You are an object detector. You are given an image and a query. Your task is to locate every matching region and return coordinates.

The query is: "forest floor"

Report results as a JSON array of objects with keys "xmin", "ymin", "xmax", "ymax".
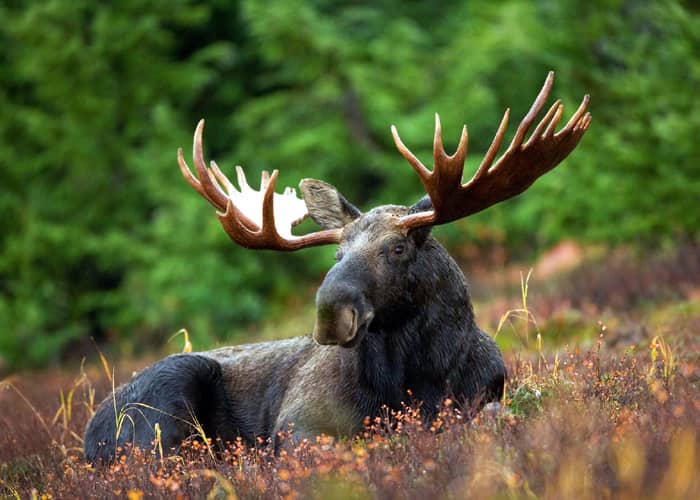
[{"xmin": 1, "ymin": 243, "xmax": 700, "ymax": 499}]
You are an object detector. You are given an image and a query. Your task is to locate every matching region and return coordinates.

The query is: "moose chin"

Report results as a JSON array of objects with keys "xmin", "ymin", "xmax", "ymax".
[{"xmin": 84, "ymin": 72, "xmax": 590, "ymax": 464}]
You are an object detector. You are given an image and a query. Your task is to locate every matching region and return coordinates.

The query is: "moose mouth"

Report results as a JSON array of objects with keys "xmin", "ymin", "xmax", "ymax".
[
  {"xmin": 312, "ymin": 304, "xmax": 374, "ymax": 348},
  {"xmin": 338, "ymin": 321, "xmax": 372, "ymax": 348}
]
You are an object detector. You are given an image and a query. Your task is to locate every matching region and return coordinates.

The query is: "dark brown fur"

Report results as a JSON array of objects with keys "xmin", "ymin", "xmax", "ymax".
[{"xmin": 84, "ymin": 188, "xmax": 505, "ymax": 463}]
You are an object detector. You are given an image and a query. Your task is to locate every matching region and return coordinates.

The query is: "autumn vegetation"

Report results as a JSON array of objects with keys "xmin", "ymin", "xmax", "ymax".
[
  {"xmin": 2, "ymin": 0, "xmax": 699, "ymax": 370},
  {"xmin": 2, "ymin": 245, "xmax": 699, "ymax": 499},
  {"xmin": 2, "ymin": 1, "xmax": 699, "ymax": 498}
]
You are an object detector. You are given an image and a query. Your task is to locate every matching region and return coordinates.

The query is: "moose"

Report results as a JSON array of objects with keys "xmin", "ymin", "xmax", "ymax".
[{"xmin": 84, "ymin": 72, "xmax": 590, "ymax": 463}]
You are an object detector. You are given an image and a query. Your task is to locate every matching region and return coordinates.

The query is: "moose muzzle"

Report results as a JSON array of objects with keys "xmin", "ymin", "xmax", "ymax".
[
  {"xmin": 313, "ymin": 303, "xmax": 357, "ymax": 345},
  {"xmin": 313, "ymin": 286, "xmax": 374, "ymax": 346}
]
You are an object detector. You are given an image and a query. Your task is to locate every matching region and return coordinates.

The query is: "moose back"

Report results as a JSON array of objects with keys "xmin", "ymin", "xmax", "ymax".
[{"xmin": 84, "ymin": 72, "xmax": 590, "ymax": 463}]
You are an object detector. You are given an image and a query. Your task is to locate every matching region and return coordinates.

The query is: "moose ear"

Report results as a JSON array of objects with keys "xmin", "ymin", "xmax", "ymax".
[
  {"xmin": 408, "ymin": 226, "xmax": 432, "ymax": 247},
  {"xmin": 299, "ymin": 179, "xmax": 361, "ymax": 229},
  {"xmin": 407, "ymin": 195, "xmax": 434, "ymax": 246},
  {"xmin": 409, "ymin": 195, "xmax": 433, "ymax": 214}
]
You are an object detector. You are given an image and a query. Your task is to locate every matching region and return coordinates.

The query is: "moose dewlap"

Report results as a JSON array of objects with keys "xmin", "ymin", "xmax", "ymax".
[{"xmin": 84, "ymin": 72, "xmax": 590, "ymax": 463}]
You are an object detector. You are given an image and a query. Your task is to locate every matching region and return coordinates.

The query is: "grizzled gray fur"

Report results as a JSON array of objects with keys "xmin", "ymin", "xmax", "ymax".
[{"xmin": 84, "ymin": 183, "xmax": 506, "ymax": 463}]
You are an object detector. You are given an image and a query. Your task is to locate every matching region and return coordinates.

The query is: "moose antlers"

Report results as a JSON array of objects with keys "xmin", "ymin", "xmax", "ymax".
[
  {"xmin": 179, "ymin": 72, "xmax": 590, "ymax": 250},
  {"xmin": 392, "ymin": 71, "xmax": 591, "ymax": 230},
  {"xmin": 178, "ymin": 120, "xmax": 342, "ymax": 250}
]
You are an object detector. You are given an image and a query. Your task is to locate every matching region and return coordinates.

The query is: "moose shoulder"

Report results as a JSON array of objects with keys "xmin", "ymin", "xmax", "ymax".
[{"xmin": 84, "ymin": 72, "xmax": 590, "ymax": 463}]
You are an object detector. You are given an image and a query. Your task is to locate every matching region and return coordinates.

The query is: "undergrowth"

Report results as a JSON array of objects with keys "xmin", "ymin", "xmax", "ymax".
[{"xmin": 2, "ymin": 272, "xmax": 700, "ymax": 498}]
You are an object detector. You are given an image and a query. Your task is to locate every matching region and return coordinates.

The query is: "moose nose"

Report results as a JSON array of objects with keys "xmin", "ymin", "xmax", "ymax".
[
  {"xmin": 313, "ymin": 302, "xmax": 358, "ymax": 345},
  {"xmin": 313, "ymin": 255, "xmax": 375, "ymax": 346}
]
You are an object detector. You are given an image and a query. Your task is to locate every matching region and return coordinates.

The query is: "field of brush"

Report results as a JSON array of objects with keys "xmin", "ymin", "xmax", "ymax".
[{"xmin": 2, "ymin": 244, "xmax": 700, "ymax": 499}]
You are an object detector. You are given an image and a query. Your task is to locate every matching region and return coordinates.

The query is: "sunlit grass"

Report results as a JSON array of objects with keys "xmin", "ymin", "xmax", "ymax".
[{"xmin": 2, "ymin": 262, "xmax": 700, "ymax": 498}]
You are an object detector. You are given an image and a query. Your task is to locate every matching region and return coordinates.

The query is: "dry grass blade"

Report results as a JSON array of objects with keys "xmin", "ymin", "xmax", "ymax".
[
  {"xmin": 93, "ymin": 343, "xmax": 113, "ymax": 385},
  {"xmin": 169, "ymin": 328, "xmax": 193, "ymax": 353},
  {"xmin": 1, "ymin": 382, "xmax": 54, "ymax": 442},
  {"xmin": 648, "ymin": 335, "xmax": 676, "ymax": 387}
]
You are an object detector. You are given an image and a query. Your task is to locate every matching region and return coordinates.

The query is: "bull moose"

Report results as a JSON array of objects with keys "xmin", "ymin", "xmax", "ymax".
[{"xmin": 84, "ymin": 72, "xmax": 590, "ymax": 463}]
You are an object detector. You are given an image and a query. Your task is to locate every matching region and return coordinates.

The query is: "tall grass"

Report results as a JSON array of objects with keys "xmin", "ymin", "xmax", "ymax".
[{"xmin": 2, "ymin": 264, "xmax": 700, "ymax": 498}]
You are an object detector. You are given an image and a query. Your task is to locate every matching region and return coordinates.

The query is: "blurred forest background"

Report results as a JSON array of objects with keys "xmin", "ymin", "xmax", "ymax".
[{"xmin": 1, "ymin": 0, "xmax": 698, "ymax": 371}]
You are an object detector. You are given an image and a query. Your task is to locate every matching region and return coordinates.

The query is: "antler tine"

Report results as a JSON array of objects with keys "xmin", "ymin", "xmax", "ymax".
[
  {"xmin": 236, "ymin": 165, "xmax": 251, "ymax": 192},
  {"xmin": 433, "ymin": 113, "xmax": 444, "ymax": 164},
  {"xmin": 580, "ymin": 111, "xmax": 592, "ymax": 131},
  {"xmin": 543, "ymin": 102, "xmax": 565, "ymax": 137},
  {"xmin": 210, "ymin": 160, "xmax": 236, "ymax": 196},
  {"xmin": 178, "ymin": 147, "xmax": 214, "ymax": 206},
  {"xmin": 177, "ymin": 132, "xmax": 229, "ymax": 212},
  {"xmin": 260, "ymin": 170, "xmax": 271, "ymax": 191},
  {"xmin": 210, "ymin": 161, "xmax": 258, "ymax": 232},
  {"xmin": 506, "ymin": 71, "xmax": 555, "ymax": 153},
  {"xmin": 391, "ymin": 125, "xmax": 431, "ymax": 183},
  {"xmin": 524, "ymin": 99, "xmax": 562, "ymax": 148},
  {"xmin": 559, "ymin": 94, "xmax": 591, "ymax": 136},
  {"xmin": 455, "ymin": 124, "xmax": 469, "ymax": 164},
  {"xmin": 260, "ymin": 169, "xmax": 280, "ymax": 238},
  {"xmin": 192, "ymin": 120, "xmax": 230, "ymax": 211},
  {"xmin": 474, "ymin": 108, "xmax": 510, "ymax": 180}
]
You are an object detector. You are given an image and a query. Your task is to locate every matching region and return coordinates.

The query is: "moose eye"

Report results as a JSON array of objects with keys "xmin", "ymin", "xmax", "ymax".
[{"xmin": 392, "ymin": 244, "xmax": 405, "ymax": 255}]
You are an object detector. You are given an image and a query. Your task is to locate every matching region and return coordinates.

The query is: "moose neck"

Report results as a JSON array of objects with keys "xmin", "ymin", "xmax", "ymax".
[{"xmin": 343, "ymin": 238, "xmax": 477, "ymax": 415}]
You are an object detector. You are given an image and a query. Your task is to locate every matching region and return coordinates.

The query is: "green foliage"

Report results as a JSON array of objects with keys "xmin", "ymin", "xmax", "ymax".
[
  {"xmin": 514, "ymin": 0, "xmax": 700, "ymax": 247},
  {"xmin": 1, "ymin": 0, "xmax": 698, "ymax": 369}
]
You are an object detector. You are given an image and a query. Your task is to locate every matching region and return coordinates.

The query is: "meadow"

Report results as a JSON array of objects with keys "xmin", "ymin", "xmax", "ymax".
[
  {"xmin": 2, "ymin": 2, "xmax": 699, "ymax": 498},
  {"xmin": 2, "ymin": 244, "xmax": 699, "ymax": 499}
]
